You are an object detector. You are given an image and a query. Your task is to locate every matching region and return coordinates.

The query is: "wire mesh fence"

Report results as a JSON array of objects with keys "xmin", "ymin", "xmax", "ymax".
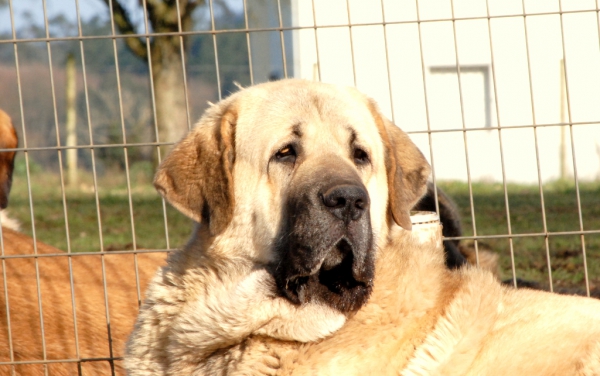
[{"xmin": 0, "ymin": 0, "xmax": 599, "ymax": 373}]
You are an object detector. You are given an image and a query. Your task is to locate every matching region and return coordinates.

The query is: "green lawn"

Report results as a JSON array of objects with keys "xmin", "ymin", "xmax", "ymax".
[
  {"xmin": 8, "ymin": 168, "xmax": 193, "ymax": 254},
  {"xmin": 7, "ymin": 167, "xmax": 600, "ymax": 292},
  {"xmin": 441, "ymin": 181, "xmax": 600, "ymax": 292}
]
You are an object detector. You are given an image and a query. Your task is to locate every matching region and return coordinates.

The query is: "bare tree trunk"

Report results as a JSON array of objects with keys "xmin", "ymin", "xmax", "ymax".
[
  {"xmin": 103, "ymin": 0, "xmax": 201, "ymax": 154},
  {"xmin": 152, "ymin": 36, "xmax": 189, "ymax": 146}
]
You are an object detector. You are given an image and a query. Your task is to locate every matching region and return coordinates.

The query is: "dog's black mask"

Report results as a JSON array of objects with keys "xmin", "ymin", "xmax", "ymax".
[{"xmin": 269, "ymin": 166, "xmax": 375, "ymax": 313}]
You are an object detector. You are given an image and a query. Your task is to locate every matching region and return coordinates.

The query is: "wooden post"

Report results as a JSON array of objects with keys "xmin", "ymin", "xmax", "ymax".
[
  {"xmin": 66, "ymin": 53, "xmax": 78, "ymax": 186},
  {"xmin": 559, "ymin": 59, "xmax": 567, "ymax": 180}
]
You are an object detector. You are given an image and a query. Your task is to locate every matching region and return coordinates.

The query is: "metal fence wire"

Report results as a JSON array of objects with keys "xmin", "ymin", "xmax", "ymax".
[{"xmin": 0, "ymin": 0, "xmax": 599, "ymax": 374}]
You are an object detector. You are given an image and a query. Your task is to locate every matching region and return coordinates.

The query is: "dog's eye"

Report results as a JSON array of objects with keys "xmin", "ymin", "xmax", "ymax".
[
  {"xmin": 275, "ymin": 145, "xmax": 297, "ymax": 163},
  {"xmin": 353, "ymin": 148, "xmax": 370, "ymax": 165}
]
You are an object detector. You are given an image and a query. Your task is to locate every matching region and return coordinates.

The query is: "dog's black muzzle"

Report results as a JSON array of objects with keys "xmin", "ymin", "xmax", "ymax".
[{"xmin": 271, "ymin": 167, "xmax": 375, "ymax": 313}]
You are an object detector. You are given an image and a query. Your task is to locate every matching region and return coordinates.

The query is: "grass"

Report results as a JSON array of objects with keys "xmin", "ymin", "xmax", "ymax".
[
  {"xmin": 8, "ymin": 167, "xmax": 192, "ymax": 254},
  {"xmin": 7, "ymin": 166, "xmax": 600, "ymax": 291},
  {"xmin": 440, "ymin": 181, "xmax": 600, "ymax": 291}
]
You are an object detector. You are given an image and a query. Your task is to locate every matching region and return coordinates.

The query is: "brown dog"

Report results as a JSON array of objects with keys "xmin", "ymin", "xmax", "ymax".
[
  {"xmin": 0, "ymin": 110, "xmax": 166, "ymax": 375},
  {"xmin": 0, "ymin": 109, "xmax": 19, "ymax": 231},
  {"xmin": 0, "ymin": 231, "xmax": 166, "ymax": 375}
]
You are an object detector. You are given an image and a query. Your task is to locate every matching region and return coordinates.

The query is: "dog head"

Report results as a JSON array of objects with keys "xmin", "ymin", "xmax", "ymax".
[
  {"xmin": 0, "ymin": 110, "xmax": 17, "ymax": 210},
  {"xmin": 154, "ymin": 80, "xmax": 430, "ymax": 314}
]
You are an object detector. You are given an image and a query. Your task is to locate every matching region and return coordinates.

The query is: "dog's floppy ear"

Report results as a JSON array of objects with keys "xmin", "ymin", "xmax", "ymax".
[
  {"xmin": 154, "ymin": 105, "xmax": 237, "ymax": 235},
  {"xmin": 0, "ymin": 110, "xmax": 17, "ymax": 210},
  {"xmin": 369, "ymin": 101, "xmax": 431, "ymax": 230}
]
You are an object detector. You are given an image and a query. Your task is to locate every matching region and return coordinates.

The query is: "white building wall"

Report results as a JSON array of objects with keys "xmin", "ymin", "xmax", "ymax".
[{"xmin": 291, "ymin": 0, "xmax": 600, "ymax": 183}]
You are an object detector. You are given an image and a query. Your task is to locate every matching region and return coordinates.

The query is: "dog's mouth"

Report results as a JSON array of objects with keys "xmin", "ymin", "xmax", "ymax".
[{"xmin": 278, "ymin": 238, "xmax": 373, "ymax": 313}]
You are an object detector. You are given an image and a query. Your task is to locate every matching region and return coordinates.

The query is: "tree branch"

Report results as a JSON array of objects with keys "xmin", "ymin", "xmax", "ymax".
[
  {"xmin": 184, "ymin": 0, "xmax": 201, "ymax": 17},
  {"xmin": 102, "ymin": 0, "xmax": 148, "ymax": 60}
]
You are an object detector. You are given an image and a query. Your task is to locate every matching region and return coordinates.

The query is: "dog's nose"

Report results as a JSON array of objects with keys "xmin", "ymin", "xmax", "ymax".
[{"xmin": 321, "ymin": 184, "xmax": 370, "ymax": 222}]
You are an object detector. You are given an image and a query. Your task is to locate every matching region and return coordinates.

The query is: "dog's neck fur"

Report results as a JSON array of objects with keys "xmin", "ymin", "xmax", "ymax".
[
  {"xmin": 126, "ymin": 216, "xmax": 455, "ymax": 375},
  {"xmin": 126, "ymin": 223, "xmax": 349, "ymax": 374},
  {"xmin": 191, "ymin": 223, "xmax": 460, "ymax": 375},
  {"xmin": 283, "ymin": 225, "xmax": 460, "ymax": 374}
]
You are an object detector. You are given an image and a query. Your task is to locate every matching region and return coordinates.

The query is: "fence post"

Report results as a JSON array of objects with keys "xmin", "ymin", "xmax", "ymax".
[
  {"xmin": 66, "ymin": 53, "xmax": 78, "ymax": 186},
  {"xmin": 559, "ymin": 58, "xmax": 567, "ymax": 181}
]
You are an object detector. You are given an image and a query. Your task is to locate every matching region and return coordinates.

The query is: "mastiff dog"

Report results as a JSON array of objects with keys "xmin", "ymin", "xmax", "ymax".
[{"xmin": 126, "ymin": 80, "xmax": 600, "ymax": 375}]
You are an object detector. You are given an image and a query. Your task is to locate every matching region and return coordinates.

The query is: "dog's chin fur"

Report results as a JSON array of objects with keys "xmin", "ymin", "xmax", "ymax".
[{"xmin": 272, "ymin": 239, "xmax": 374, "ymax": 313}]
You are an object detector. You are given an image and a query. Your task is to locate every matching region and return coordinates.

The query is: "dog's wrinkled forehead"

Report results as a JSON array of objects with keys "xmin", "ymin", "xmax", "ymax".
[
  {"xmin": 153, "ymin": 79, "xmax": 429, "ymax": 235},
  {"xmin": 233, "ymin": 82, "xmax": 384, "ymax": 164}
]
